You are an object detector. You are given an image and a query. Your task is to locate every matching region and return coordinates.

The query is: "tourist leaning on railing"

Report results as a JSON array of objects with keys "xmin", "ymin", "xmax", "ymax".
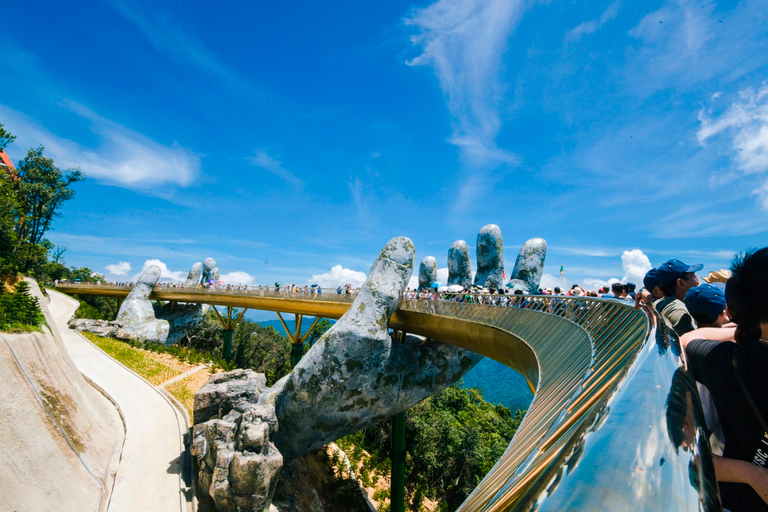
[{"xmin": 681, "ymin": 247, "xmax": 768, "ymax": 511}]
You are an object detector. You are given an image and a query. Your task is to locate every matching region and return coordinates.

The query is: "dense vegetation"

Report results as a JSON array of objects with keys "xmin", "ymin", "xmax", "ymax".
[
  {"xmin": 0, "ymin": 123, "xmax": 84, "ymax": 279},
  {"xmin": 338, "ymin": 385, "xmax": 525, "ymax": 511},
  {"xmin": 0, "ymin": 280, "xmax": 45, "ymax": 331}
]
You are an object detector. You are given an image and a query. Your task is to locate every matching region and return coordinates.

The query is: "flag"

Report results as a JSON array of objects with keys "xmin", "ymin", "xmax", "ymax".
[{"xmin": 559, "ymin": 265, "xmax": 565, "ymax": 276}]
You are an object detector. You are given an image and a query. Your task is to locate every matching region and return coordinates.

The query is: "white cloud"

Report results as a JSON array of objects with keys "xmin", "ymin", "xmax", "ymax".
[
  {"xmin": 248, "ymin": 150, "xmax": 304, "ymax": 189},
  {"xmin": 405, "ymin": 0, "xmax": 523, "ymax": 168},
  {"xmin": 134, "ymin": 259, "xmax": 187, "ymax": 282},
  {"xmin": 219, "ymin": 271, "xmax": 255, "ymax": 286},
  {"xmin": 105, "ymin": 261, "xmax": 131, "ymax": 276},
  {"xmin": 698, "ymin": 84, "xmax": 768, "ymax": 172},
  {"xmin": 0, "ymin": 104, "xmax": 200, "ymax": 189},
  {"xmin": 698, "ymin": 84, "xmax": 768, "ymax": 207},
  {"xmin": 564, "ymin": 1, "xmax": 620, "ymax": 43},
  {"xmin": 539, "ymin": 273, "xmax": 561, "ymax": 291},
  {"xmin": 310, "ymin": 265, "xmax": 367, "ymax": 289},
  {"xmin": 583, "ymin": 277, "xmax": 621, "ymax": 292},
  {"xmin": 621, "ymin": 249, "xmax": 652, "ymax": 285}
]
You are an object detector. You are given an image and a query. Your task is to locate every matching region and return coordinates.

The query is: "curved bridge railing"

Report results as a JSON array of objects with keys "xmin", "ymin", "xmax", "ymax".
[{"xmin": 56, "ymin": 284, "xmax": 717, "ymax": 510}]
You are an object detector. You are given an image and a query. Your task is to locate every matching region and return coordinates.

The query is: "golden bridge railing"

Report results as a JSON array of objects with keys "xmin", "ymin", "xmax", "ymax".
[{"xmin": 57, "ymin": 284, "xmax": 713, "ymax": 510}]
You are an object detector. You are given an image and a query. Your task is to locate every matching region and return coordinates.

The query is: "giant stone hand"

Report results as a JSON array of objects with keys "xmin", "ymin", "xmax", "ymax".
[
  {"xmin": 192, "ymin": 230, "xmax": 548, "ymax": 511},
  {"xmin": 114, "ymin": 258, "xmax": 219, "ymax": 345}
]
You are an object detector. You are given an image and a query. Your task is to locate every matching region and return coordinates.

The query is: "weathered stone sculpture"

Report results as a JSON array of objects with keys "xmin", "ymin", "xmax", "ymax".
[
  {"xmin": 114, "ymin": 265, "xmax": 170, "ymax": 342},
  {"xmin": 109, "ymin": 259, "xmax": 219, "ymax": 345},
  {"xmin": 192, "ymin": 237, "xmax": 484, "ymax": 510},
  {"xmin": 184, "ymin": 262, "xmax": 203, "ymax": 287},
  {"xmin": 193, "ymin": 231, "xmax": 549, "ymax": 511},
  {"xmin": 474, "ymin": 224, "xmax": 504, "ymax": 289},
  {"xmin": 447, "ymin": 240, "xmax": 472, "ymax": 289},
  {"xmin": 506, "ymin": 238, "xmax": 547, "ymax": 293},
  {"xmin": 418, "ymin": 256, "xmax": 437, "ymax": 291}
]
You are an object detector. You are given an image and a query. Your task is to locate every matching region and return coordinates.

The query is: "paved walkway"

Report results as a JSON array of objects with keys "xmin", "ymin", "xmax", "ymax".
[{"xmin": 47, "ymin": 289, "xmax": 190, "ymax": 512}]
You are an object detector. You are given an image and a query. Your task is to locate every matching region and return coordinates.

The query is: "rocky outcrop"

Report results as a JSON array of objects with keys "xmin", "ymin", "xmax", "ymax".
[
  {"xmin": 474, "ymin": 224, "xmax": 504, "ymax": 290},
  {"xmin": 447, "ymin": 240, "xmax": 472, "ymax": 289},
  {"xmin": 192, "ymin": 371, "xmax": 282, "ymax": 512},
  {"xmin": 507, "ymin": 238, "xmax": 547, "ymax": 293},
  {"xmin": 417, "ymin": 256, "xmax": 437, "ymax": 291}
]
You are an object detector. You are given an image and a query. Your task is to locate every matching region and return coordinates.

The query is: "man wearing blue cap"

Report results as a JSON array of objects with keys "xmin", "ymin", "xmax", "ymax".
[
  {"xmin": 685, "ymin": 284, "xmax": 729, "ymax": 328},
  {"xmin": 654, "ymin": 258, "xmax": 703, "ymax": 336}
]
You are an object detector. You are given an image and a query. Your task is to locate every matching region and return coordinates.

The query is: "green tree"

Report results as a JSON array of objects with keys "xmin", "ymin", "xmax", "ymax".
[
  {"xmin": 0, "ymin": 173, "xmax": 19, "ymax": 277},
  {"xmin": 12, "ymin": 145, "xmax": 84, "ymax": 272},
  {"xmin": 0, "ymin": 122, "xmax": 15, "ymax": 151},
  {"xmin": 0, "ymin": 280, "xmax": 44, "ymax": 329},
  {"xmin": 343, "ymin": 384, "xmax": 525, "ymax": 511}
]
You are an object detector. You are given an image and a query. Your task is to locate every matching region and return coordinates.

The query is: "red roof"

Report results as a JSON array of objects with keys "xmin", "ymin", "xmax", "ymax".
[{"xmin": 0, "ymin": 150, "xmax": 18, "ymax": 180}]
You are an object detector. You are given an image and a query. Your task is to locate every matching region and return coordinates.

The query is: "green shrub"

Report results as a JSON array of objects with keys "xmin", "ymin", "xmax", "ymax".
[{"xmin": 0, "ymin": 280, "xmax": 44, "ymax": 330}]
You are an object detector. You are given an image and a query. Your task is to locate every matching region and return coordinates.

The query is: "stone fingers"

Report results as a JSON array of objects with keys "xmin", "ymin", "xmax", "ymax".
[{"xmin": 508, "ymin": 238, "xmax": 547, "ymax": 293}]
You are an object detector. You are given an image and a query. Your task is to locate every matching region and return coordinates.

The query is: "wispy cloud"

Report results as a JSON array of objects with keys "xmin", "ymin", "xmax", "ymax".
[
  {"xmin": 564, "ymin": 1, "xmax": 620, "ymax": 43},
  {"xmin": 698, "ymin": 83, "xmax": 768, "ymax": 206},
  {"xmin": 405, "ymin": 0, "xmax": 524, "ymax": 168},
  {"xmin": 110, "ymin": 0, "xmax": 244, "ymax": 88},
  {"xmin": 0, "ymin": 104, "xmax": 200, "ymax": 190},
  {"xmin": 248, "ymin": 150, "xmax": 304, "ymax": 189}
]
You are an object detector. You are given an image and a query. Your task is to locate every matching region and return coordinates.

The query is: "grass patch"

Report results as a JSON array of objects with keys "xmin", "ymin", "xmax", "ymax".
[
  {"xmin": 165, "ymin": 378, "xmax": 196, "ymax": 419},
  {"xmin": 1, "ymin": 322, "xmax": 43, "ymax": 333},
  {"xmin": 81, "ymin": 331, "xmax": 181, "ymax": 385}
]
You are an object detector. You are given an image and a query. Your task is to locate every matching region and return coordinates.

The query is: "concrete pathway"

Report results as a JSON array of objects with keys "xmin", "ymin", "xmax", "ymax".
[{"xmin": 47, "ymin": 289, "xmax": 191, "ymax": 512}]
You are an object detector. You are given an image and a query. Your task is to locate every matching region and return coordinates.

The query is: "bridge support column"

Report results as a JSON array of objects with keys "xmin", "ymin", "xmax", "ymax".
[
  {"xmin": 223, "ymin": 328, "xmax": 234, "ymax": 362},
  {"xmin": 390, "ymin": 330, "xmax": 407, "ymax": 512},
  {"xmin": 276, "ymin": 312, "xmax": 321, "ymax": 368},
  {"xmin": 211, "ymin": 306, "xmax": 248, "ymax": 363}
]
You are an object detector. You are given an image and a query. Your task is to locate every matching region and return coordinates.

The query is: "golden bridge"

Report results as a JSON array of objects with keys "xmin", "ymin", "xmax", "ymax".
[{"xmin": 57, "ymin": 283, "xmax": 713, "ymax": 511}]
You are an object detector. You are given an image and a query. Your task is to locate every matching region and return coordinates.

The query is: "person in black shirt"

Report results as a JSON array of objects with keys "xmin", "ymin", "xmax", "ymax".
[{"xmin": 682, "ymin": 247, "xmax": 768, "ymax": 510}]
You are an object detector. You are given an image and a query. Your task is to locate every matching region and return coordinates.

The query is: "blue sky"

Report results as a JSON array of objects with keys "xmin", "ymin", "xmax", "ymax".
[{"xmin": 2, "ymin": 0, "xmax": 768, "ymax": 308}]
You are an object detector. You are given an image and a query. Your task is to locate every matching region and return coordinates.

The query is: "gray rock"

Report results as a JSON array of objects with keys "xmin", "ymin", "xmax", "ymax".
[
  {"xmin": 193, "ymin": 372, "xmax": 282, "ymax": 512},
  {"xmin": 507, "ymin": 238, "xmax": 547, "ymax": 293},
  {"xmin": 185, "ymin": 262, "xmax": 203, "ymax": 287},
  {"xmin": 417, "ymin": 256, "xmax": 437, "ymax": 291},
  {"xmin": 474, "ymin": 224, "xmax": 505, "ymax": 290},
  {"xmin": 447, "ymin": 240, "xmax": 472, "ymax": 289},
  {"xmin": 194, "ymin": 369, "xmax": 268, "ymax": 424},
  {"xmin": 115, "ymin": 265, "xmax": 171, "ymax": 343}
]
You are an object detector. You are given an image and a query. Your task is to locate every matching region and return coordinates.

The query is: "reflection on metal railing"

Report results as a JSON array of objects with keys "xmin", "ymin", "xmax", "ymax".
[{"xmin": 56, "ymin": 284, "xmax": 717, "ymax": 510}]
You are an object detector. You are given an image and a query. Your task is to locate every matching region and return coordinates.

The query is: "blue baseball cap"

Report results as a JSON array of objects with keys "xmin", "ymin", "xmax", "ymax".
[
  {"xmin": 684, "ymin": 284, "xmax": 726, "ymax": 320},
  {"xmin": 656, "ymin": 259, "xmax": 704, "ymax": 286},
  {"xmin": 643, "ymin": 268, "xmax": 658, "ymax": 291}
]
